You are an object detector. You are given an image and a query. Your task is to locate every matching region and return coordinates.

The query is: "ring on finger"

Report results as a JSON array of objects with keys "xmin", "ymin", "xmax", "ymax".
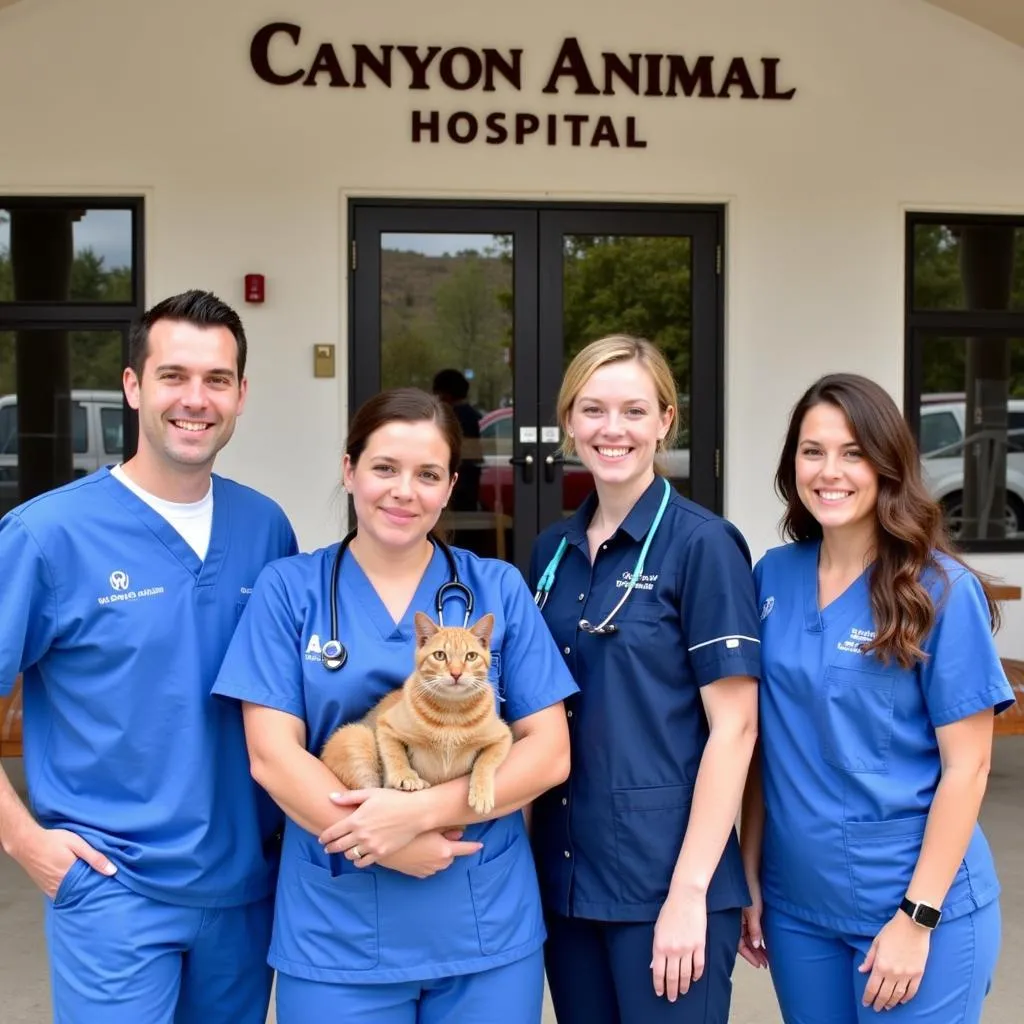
[{"xmin": 352, "ymin": 845, "xmax": 362, "ymax": 859}]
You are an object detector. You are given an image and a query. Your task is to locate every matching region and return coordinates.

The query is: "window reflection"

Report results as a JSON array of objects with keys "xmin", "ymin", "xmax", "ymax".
[
  {"xmin": 379, "ymin": 233, "xmax": 514, "ymax": 559},
  {"xmin": 0, "ymin": 330, "xmax": 124, "ymax": 516},
  {"xmin": 0, "ymin": 205, "xmax": 134, "ymax": 303},
  {"xmin": 561, "ymin": 234, "xmax": 693, "ymax": 508},
  {"xmin": 913, "ymin": 222, "xmax": 1024, "ymax": 312},
  {"xmin": 919, "ymin": 337, "xmax": 1024, "ymax": 541}
]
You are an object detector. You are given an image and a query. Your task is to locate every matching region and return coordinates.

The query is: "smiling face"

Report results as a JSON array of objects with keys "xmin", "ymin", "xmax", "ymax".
[
  {"xmin": 343, "ymin": 419, "xmax": 455, "ymax": 553},
  {"xmin": 566, "ymin": 359, "xmax": 674, "ymax": 495},
  {"xmin": 123, "ymin": 318, "xmax": 246, "ymax": 477},
  {"xmin": 795, "ymin": 402, "xmax": 879, "ymax": 538}
]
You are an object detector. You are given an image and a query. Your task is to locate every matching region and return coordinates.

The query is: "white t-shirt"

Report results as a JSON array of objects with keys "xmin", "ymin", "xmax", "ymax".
[{"xmin": 111, "ymin": 464, "xmax": 214, "ymax": 561}]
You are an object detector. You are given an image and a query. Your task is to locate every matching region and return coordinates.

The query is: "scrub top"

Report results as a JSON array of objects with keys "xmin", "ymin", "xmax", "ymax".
[
  {"xmin": 211, "ymin": 542, "xmax": 579, "ymax": 985},
  {"xmin": 529, "ymin": 478, "xmax": 762, "ymax": 923},
  {"xmin": 755, "ymin": 541, "xmax": 1016, "ymax": 934},
  {"xmin": 0, "ymin": 468, "xmax": 298, "ymax": 907}
]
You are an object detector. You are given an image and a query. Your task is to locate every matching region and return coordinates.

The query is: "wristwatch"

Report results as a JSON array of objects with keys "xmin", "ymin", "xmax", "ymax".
[{"xmin": 899, "ymin": 896, "xmax": 942, "ymax": 929}]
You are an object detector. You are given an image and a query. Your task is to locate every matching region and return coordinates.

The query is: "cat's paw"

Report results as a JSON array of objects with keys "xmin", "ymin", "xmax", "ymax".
[
  {"xmin": 468, "ymin": 779, "xmax": 496, "ymax": 814},
  {"xmin": 393, "ymin": 773, "xmax": 430, "ymax": 792}
]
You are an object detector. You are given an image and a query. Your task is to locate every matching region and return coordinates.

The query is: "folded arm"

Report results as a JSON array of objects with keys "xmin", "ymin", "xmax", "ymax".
[{"xmin": 321, "ymin": 702, "xmax": 570, "ymax": 859}]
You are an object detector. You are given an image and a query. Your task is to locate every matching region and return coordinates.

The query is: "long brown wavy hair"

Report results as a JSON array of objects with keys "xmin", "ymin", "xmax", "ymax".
[{"xmin": 775, "ymin": 373, "xmax": 1000, "ymax": 668}]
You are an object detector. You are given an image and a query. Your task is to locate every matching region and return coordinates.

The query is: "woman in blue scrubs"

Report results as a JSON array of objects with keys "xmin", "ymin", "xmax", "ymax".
[
  {"xmin": 212, "ymin": 387, "xmax": 577, "ymax": 1023},
  {"xmin": 530, "ymin": 336, "xmax": 761, "ymax": 1024},
  {"xmin": 740, "ymin": 373, "xmax": 1015, "ymax": 1022}
]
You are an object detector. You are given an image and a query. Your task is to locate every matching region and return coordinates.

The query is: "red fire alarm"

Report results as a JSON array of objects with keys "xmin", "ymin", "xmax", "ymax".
[{"xmin": 244, "ymin": 274, "xmax": 265, "ymax": 303}]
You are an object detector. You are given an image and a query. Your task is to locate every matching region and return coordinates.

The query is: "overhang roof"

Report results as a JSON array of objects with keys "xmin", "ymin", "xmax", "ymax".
[{"xmin": 0, "ymin": 0, "xmax": 1022, "ymax": 49}]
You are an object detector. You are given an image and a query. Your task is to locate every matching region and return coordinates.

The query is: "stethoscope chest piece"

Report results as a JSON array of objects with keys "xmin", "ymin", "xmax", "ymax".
[
  {"xmin": 322, "ymin": 528, "xmax": 470, "ymax": 672},
  {"xmin": 321, "ymin": 639, "xmax": 348, "ymax": 672}
]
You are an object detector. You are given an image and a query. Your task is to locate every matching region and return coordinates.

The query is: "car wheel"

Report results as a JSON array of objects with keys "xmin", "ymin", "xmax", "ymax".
[
  {"xmin": 941, "ymin": 492, "xmax": 1023, "ymax": 540},
  {"xmin": 1007, "ymin": 494, "xmax": 1024, "ymax": 539}
]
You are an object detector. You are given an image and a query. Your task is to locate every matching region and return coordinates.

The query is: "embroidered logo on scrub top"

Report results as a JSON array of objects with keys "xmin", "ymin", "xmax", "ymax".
[
  {"xmin": 97, "ymin": 569, "xmax": 165, "ymax": 606},
  {"xmin": 616, "ymin": 570, "xmax": 658, "ymax": 590},
  {"xmin": 760, "ymin": 596, "xmax": 775, "ymax": 620},
  {"xmin": 305, "ymin": 634, "xmax": 322, "ymax": 662},
  {"xmin": 837, "ymin": 626, "xmax": 876, "ymax": 655}
]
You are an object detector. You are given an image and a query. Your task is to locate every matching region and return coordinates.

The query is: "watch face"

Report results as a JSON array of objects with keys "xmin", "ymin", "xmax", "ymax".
[{"xmin": 913, "ymin": 903, "xmax": 941, "ymax": 928}]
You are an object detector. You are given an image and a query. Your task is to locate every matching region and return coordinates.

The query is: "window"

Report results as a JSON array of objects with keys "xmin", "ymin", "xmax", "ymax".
[
  {"xmin": 906, "ymin": 214, "xmax": 1024, "ymax": 550},
  {"xmin": 71, "ymin": 403, "xmax": 88, "ymax": 454},
  {"xmin": 0, "ymin": 202, "xmax": 139, "ymax": 305},
  {"xmin": 479, "ymin": 408, "xmax": 513, "ymax": 457},
  {"xmin": 0, "ymin": 197, "xmax": 142, "ymax": 503},
  {"xmin": 919, "ymin": 408, "xmax": 961, "ymax": 455},
  {"xmin": 0, "ymin": 403, "xmax": 14, "ymax": 455},
  {"xmin": 101, "ymin": 406, "xmax": 123, "ymax": 455}
]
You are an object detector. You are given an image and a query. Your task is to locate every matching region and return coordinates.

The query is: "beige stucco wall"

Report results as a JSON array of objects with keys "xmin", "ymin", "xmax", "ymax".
[{"xmin": 1, "ymin": 0, "xmax": 1022, "ymax": 651}]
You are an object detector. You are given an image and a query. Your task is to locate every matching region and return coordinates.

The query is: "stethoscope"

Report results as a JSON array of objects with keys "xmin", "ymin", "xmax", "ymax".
[
  {"xmin": 321, "ymin": 529, "xmax": 474, "ymax": 671},
  {"xmin": 533, "ymin": 476, "xmax": 672, "ymax": 636}
]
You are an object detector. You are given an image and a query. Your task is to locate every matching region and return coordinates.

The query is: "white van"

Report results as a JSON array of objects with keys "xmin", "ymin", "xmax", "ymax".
[
  {"xmin": 919, "ymin": 398, "xmax": 1024, "ymax": 539},
  {"xmin": 0, "ymin": 389, "xmax": 124, "ymax": 517}
]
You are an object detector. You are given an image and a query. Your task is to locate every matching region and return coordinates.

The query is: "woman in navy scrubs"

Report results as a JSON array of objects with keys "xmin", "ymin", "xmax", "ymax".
[
  {"xmin": 213, "ymin": 388, "xmax": 577, "ymax": 1023},
  {"xmin": 740, "ymin": 373, "xmax": 1014, "ymax": 1022},
  {"xmin": 530, "ymin": 336, "xmax": 761, "ymax": 1024}
]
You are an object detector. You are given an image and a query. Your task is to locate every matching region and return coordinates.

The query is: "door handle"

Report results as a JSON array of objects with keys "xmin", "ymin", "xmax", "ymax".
[
  {"xmin": 509, "ymin": 452, "xmax": 535, "ymax": 484},
  {"xmin": 543, "ymin": 452, "xmax": 564, "ymax": 484}
]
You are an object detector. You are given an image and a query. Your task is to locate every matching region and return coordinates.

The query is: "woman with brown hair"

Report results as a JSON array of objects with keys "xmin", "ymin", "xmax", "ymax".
[
  {"xmin": 212, "ymin": 387, "xmax": 576, "ymax": 1022},
  {"xmin": 739, "ymin": 373, "xmax": 1015, "ymax": 1023}
]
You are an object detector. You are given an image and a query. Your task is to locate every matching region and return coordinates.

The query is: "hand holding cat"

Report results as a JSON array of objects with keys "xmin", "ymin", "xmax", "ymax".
[
  {"xmin": 651, "ymin": 887, "xmax": 708, "ymax": 1002},
  {"xmin": 376, "ymin": 829, "xmax": 483, "ymax": 879},
  {"xmin": 322, "ymin": 787, "xmax": 433, "ymax": 863}
]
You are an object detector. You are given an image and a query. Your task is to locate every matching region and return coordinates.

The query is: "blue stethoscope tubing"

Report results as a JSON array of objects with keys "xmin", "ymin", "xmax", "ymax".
[
  {"xmin": 533, "ymin": 476, "xmax": 672, "ymax": 636},
  {"xmin": 321, "ymin": 528, "xmax": 474, "ymax": 671}
]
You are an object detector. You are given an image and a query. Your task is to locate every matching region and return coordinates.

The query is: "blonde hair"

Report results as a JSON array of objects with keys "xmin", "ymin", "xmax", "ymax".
[{"xmin": 557, "ymin": 335, "xmax": 679, "ymax": 458}]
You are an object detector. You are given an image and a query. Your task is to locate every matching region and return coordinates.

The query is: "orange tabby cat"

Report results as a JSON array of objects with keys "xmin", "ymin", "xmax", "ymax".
[{"xmin": 320, "ymin": 611, "xmax": 512, "ymax": 814}]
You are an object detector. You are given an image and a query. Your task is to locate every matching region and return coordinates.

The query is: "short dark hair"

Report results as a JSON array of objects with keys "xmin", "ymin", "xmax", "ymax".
[
  {"xmin": 346, "ymin": 387, "xmax": 462, "ymax": 477},
  {"xmin": 432, "ymin": 368, "xmax": 470, "ymax": 402},
  {"xmin": 128, "ymin": 289, "xmax": 247, "ymax": 379}
]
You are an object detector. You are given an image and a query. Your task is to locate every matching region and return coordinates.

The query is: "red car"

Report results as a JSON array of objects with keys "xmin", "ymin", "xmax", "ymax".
[{"xmin": 476, "ymin": 407, "xmax": 594, "ymax": 515}]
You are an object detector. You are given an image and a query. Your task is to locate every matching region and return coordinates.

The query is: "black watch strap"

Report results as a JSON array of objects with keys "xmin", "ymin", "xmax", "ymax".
[{"xmin": 899, "ymin": 897, "xmax": 941, "ymax": 929}]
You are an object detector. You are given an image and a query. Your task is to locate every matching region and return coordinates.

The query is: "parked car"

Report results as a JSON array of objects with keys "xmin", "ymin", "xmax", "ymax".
[
  {"xmin": 919, "ymin": 398, "xmax": 1024, "ymax": 539},
  {"xmin": 0, "ymin": 389, "xmax": 124, "ymax": 517},
  {"xmin": 475, "ymin": 406, "xmax": 690, "ymax": 514}
]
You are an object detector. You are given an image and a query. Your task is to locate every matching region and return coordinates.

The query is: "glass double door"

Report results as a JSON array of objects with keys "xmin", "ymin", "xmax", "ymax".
[{"xmin": 351, "ymin": 202, "xmax": 722, "ymax": 574}]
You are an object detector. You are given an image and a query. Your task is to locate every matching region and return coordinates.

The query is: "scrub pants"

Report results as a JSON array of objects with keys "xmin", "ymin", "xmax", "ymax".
[
  {"xmin": 275, "ymin": 949, "xmax": 545, "ymax": 1023},
  {"xmin": 762, "ymin": 901, "xmax": 1001, "ymax": 1023},
  {"xmin": 43, "ymin": 859, "xmax": 274, "ymax": 1024},
  {"xmin": 543, "ymin": 909, "xmax": 742, "ymax": 1024}
]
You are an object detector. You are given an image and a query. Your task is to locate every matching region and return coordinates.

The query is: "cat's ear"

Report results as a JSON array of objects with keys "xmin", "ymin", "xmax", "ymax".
[
  {"xmin": 470, "ymin": 613, "xmax": 495, "ymax": 649},
  {"xmin": 414, "ymin": 612, "xmax": 440, "ymax": 647}
]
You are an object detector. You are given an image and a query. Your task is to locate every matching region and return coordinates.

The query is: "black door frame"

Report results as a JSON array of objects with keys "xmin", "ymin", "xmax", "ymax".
[
  {"xmin": 350, "ymin": 199, "xmax": 725, "ymax": 568},
  {"xmin": 351, "ymin": 203, "xmax": 541, "ymax": 546},
  {"xmin": 0, "ymin": 195, "xmax": 146, "ymax": 460}
]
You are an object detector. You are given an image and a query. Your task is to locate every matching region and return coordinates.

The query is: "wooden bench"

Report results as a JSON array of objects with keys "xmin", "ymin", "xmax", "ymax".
[
  {"xmin": 991, "ymin": 585, "xmax": 1022, "ymax": 736},
  {"xmin": 998, "ymin": 659, "xmax": 1024, "ymax": 737},
  {"xmin": 0, "ymin": 676, "xmax": 23, "ymax": 758}
]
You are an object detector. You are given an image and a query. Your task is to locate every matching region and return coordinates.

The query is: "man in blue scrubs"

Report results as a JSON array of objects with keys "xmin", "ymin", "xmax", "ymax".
[{"xmin": 0, "ymin": 290, "xmax": 297, "ymax": 1023}]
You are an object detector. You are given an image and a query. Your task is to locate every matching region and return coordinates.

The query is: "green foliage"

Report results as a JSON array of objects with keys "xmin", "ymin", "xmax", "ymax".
[
  {"xmin": 914, "ymin": 225, "xmax": 1024, "ymax": 397},
  {"xmin": 0, "ymin": 246, "xmax": 129, "ymax": 396},
  {"xmin": 379, "ymin": 235, "xmax": 694, "ymax": 418},
  {"xmin": 562, "ymin": 235, "xmax": 692, "ymax": 391},
  {"xmin": 380, "ymin": 246, "xmax": 513, "ymax": 410}
]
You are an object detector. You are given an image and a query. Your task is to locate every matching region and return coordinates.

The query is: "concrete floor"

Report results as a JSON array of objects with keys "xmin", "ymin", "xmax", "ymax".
[{"xmin": 2, "ymin": 740, "xmax": 1021, "ymax": 1022}]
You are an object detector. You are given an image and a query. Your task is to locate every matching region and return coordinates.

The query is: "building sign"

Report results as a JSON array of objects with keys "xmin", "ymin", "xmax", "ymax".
[{"xmin": 250, "ymin": 24, "xmax": 796, "ymax": 149}]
